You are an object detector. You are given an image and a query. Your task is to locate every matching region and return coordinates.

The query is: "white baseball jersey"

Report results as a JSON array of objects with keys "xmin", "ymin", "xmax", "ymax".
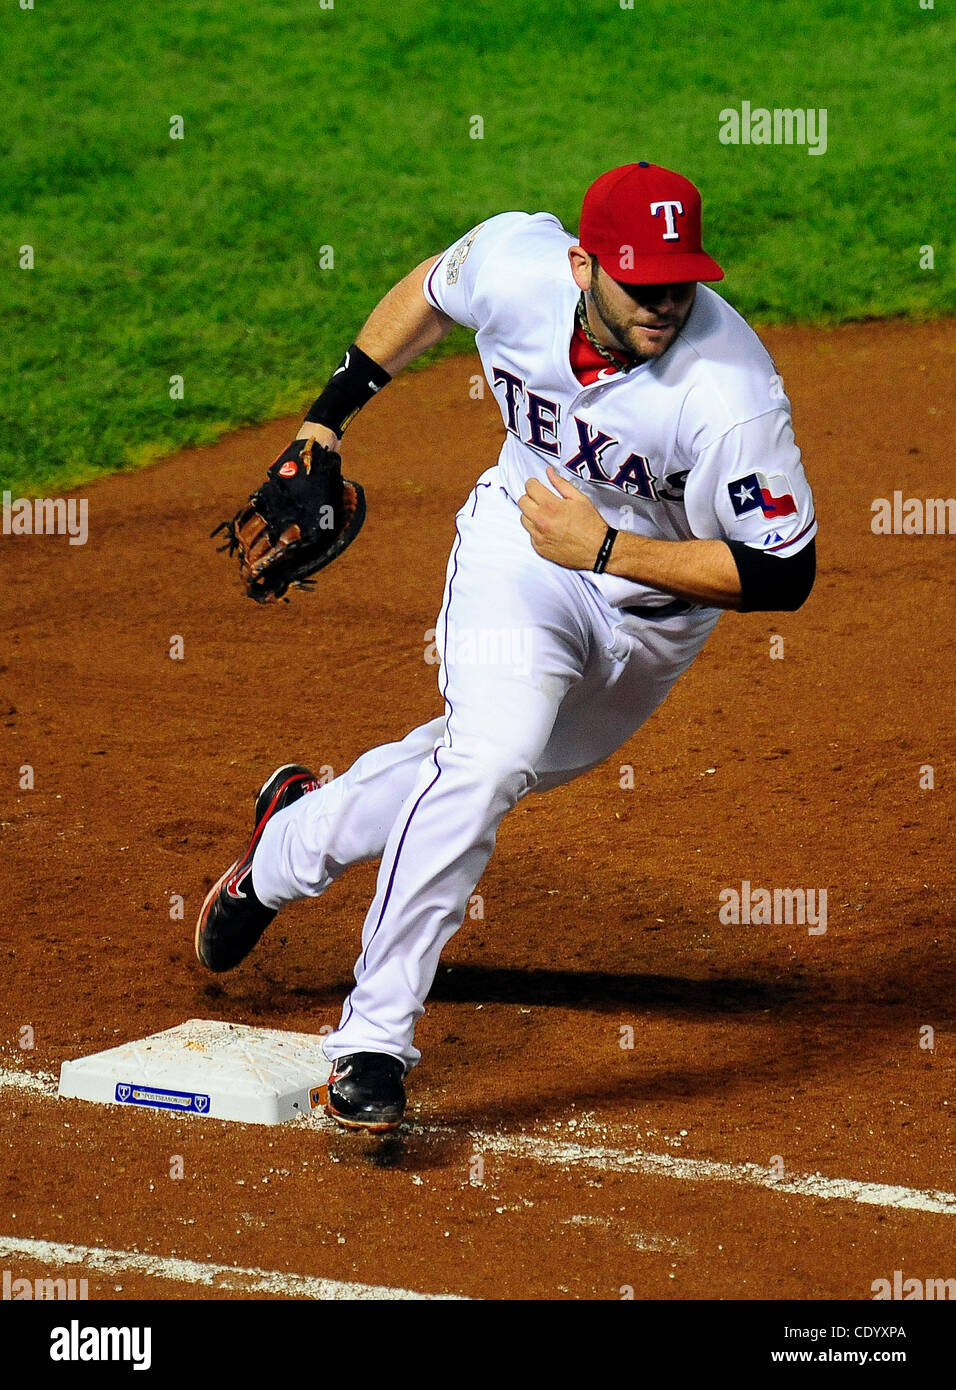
[{"xmin": 424, "ymin": 211, "xmax": 816, "ymax": 611}]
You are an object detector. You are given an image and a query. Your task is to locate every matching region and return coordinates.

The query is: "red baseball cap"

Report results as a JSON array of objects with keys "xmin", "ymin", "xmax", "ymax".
[{"xmin": 579, "ymin": 162, "xmax": 724, "ymax": 284}]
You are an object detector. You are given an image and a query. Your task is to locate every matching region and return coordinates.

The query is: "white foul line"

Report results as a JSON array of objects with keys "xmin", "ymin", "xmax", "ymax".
[
  {"xmin": 0, "ymin": 1235, "xmax": 468, "ymax": 1301},
  {"xmin": 469, "ymin": 1131, "xmax": 956, "ymax": 1217},
  {"xmin": 0, "ymin": 1066, "xmax": 58, "ymax": 1095},
  {"xmin": 4, "ymin": 1064, "xmax": 955, "ymax": 1218}
]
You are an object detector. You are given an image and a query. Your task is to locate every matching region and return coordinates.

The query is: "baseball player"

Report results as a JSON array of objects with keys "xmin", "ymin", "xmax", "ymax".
[{"xmin": 197, "ymin": 162, "xmax": 816, "ymax": 1132}]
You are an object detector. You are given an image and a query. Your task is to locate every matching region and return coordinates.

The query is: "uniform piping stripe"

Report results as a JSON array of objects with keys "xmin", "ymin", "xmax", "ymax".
[{"xmin": 424, "ymin": 258, "xmax": 445, "ymax": 310}]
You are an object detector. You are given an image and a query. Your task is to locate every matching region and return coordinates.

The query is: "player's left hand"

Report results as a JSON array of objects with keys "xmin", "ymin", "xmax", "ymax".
[
  {"xmin": 518, "ymin": 465, "xmax": 608, "ymax": 570},
  {"xmin": 212, "ymin": 436, "xmax": 366, "ymax": 603}
]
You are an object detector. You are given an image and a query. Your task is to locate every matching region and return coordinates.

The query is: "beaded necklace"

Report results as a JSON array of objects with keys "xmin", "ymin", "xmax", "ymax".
[{"xmin": 575, "ymin": 294, "xmax": 639, "ymax": 373}]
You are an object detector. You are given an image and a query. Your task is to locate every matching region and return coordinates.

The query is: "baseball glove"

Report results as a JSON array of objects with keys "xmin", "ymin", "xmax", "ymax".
[{"xmin": 212, "ymin": 436, "xmax": 366, "ymax": 604}]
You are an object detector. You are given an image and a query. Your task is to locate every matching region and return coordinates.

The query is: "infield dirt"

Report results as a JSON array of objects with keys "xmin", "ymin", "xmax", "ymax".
[{"xmin": 0, "ymin": 322, "xmax": 953, "ymax": 1300}]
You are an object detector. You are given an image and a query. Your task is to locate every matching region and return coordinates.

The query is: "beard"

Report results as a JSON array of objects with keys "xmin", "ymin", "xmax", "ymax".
[{"xmin": 588, "ymin": 273, "xmax": 693, "ymax": 363}]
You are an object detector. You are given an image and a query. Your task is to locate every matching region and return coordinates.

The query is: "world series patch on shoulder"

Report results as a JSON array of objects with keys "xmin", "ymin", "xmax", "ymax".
[{"xmin": 446, "ymin": 224, "xmax": 484, "ymax": 285}]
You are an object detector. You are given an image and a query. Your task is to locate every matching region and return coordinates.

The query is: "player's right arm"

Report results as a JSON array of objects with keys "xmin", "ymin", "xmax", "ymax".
[
  {"xmin": 296, "ymin": 256, "xmax": 455, "ymax": 450},
  {"xmin": 295, "ymin": 214, "xmax": 528, "ymax": 450},
  {"xmin": 356, "ymin": 256, "xmax": 455, "ymax": 376}
]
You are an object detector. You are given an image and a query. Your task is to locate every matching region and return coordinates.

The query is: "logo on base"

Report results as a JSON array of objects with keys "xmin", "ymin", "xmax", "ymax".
[{"xmin": 114, "ymin": 1082, "xmax": 212, "ymax": 1114}]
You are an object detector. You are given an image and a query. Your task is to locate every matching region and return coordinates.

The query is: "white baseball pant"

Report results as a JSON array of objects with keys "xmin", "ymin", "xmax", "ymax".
[{"xmin": 253, "ymin": 467, "xmax": 719, "ymax": 1068}]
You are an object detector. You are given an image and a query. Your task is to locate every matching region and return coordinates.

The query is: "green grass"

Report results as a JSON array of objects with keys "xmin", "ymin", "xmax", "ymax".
[{"xmin": 0, "ymin": 0, "xmax": 951, "ymax": 493}]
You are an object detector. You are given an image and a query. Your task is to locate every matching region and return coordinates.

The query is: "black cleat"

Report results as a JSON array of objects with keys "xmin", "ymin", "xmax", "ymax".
[
  {"xmin": 195, "ymin": 763, "xmax": 320, "ymax": 972},
  {"xmin": 325, "ymin": 1052, "xmax": 407, "ymax": 1133}
]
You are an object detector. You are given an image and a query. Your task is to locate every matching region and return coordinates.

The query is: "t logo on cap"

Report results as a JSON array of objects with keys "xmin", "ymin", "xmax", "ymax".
[{"xmin": 649, "ymin": 199, "xmax": 684, "ymax": 241}]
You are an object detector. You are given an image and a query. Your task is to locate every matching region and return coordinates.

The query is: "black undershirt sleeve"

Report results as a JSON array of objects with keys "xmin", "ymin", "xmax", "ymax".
[{"xmin": 725, "ymin": 538, "xmax": 816, "ymax": 612}]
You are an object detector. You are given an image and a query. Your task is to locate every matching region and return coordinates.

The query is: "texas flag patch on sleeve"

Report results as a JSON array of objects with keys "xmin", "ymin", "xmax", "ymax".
[{"xmin": 728, "ymin": 471, "xmax": 798, "ymax": 520}]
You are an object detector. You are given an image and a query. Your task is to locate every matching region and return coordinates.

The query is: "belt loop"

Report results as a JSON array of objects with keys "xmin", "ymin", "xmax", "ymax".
[{"xmin": 621, "ymin": 598, "xmax": 695, "ymax": 620}]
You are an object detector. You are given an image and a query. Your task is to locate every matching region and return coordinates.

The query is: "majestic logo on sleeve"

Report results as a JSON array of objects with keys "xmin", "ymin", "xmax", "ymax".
[{"xmin": 729, "ymin": 471, "xmax": 797, "ymax": 519}]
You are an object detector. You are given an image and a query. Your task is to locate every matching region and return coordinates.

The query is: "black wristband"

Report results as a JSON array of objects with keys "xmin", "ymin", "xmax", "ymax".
[
  {"xmin": 593, "ymin": 526, "xmax": 618, "ymax": 574},
  {"xmin": 303, "ymin": 343, "xmax": 392, "ymax": 436}
]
